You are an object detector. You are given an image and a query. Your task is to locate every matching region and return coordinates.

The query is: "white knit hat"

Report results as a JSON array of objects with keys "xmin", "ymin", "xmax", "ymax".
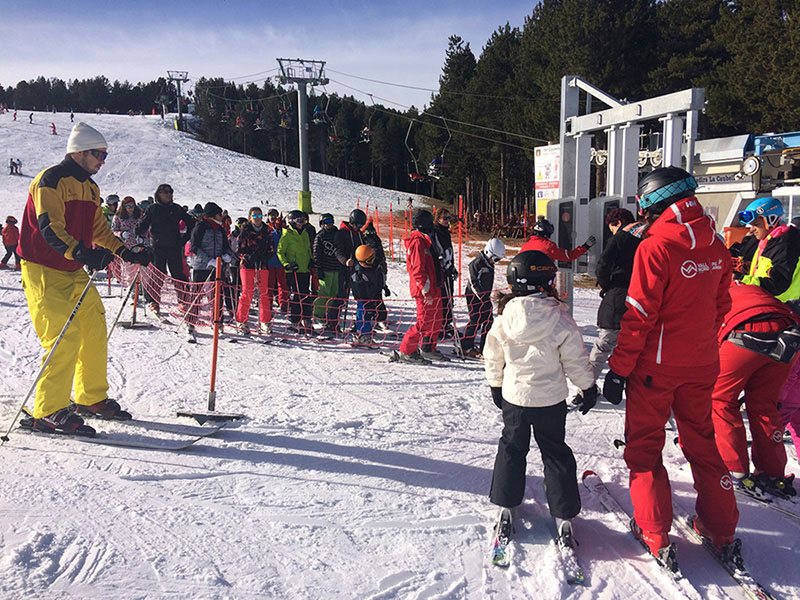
[{"xmin": 66, "ymin": 122, "xmax": 108, "ymax": 154}]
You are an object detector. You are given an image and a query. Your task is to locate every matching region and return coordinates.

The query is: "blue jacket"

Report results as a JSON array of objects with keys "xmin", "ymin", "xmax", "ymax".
[{"xmin": 268, "ymin": 226, "xmax": 283, "ymax": 268}]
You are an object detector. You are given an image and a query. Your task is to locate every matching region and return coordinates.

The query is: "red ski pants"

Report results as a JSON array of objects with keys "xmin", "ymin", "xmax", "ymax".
[
  {"xmin": 267, "ymin": 266, "xmax": 289, "ymax": 308},
  {"xmin": 236, "ymin": 267, "xmax": 272, "ymax": 324},
  {"xmin": 779, "ymin": 357, "xmax": 800, "ymax": 463},
  {"xmin": 711, "ymin": 341, "xmax": 790, "ymax": 477},
  {"xmin": 624, "ymin": 368, "xmax": 738, "ymax": 539},
  {"xmin": 399, "ymin": 292, "xmax": 442, "ymax": 355}
]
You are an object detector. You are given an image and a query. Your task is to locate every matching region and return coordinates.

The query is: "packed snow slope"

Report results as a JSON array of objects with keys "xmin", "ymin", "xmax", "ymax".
[{"xmin": 0, "ymin": 111, "xmax": 799, "ymax": 600}]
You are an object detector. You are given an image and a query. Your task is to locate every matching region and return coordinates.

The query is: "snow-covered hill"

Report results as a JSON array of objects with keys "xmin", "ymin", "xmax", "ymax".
[{"xmin": 0, "ymin": 111, "xmax": 798, "ymax": 600}]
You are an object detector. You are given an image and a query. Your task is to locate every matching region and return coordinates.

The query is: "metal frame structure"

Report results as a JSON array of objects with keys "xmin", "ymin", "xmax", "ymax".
[
  {"xmin": 166, "ymin": 70, "xmax": 190, "ymax": 131},
  {"xmin": 556, "ymin": 75, "xmax": 705, "ymax": 310}
]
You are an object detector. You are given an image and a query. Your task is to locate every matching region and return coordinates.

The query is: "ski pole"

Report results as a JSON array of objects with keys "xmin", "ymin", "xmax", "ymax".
[
  {"xmin": 174, "ymin": 268, "xmax": 216, "ymax": 333},
  {"xmin": 1, "ymin": 270, "xmax": 101, "ymax": 444},
  {"xmin": 107, "ymin": 265, "xmax": 142, "ymax": 342}
]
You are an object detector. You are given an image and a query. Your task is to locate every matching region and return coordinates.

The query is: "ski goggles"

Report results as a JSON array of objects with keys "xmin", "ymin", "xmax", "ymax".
[
  {"xmin": 250, "ymin": 213, "xmax": 263, "ymax": 218},
  {"xmin": 321, "ymin": 217, "xmax": 334, "ymax": 225},
  {"xmin": 89, "ymin": 149, "xmax": 108, "ymax": 160},
  {"xmin": 738, "ymin": 210, "xmax": 760, "ymax": 225}
]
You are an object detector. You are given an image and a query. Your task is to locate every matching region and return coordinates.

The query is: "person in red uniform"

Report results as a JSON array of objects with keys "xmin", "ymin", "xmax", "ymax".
[
  {"xmin": 520, "ymin": 217, "xmax": 595, "ymax": 262},
  {"xmin": 711, "ymin": 280, "xmax": 799, "ymax": 497},
  {"xmin": 394, "ymin": 209, "xmax": 444, "ymax": 363},
  {"xmin": 603, "ymin": 167, "xmax": 740, "ymax": 572}
]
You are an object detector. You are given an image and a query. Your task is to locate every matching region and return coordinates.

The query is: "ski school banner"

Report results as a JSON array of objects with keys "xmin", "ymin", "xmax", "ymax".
[{"xmin": 534, "ymin": 144, "xmax": 560, "ymax": 218}]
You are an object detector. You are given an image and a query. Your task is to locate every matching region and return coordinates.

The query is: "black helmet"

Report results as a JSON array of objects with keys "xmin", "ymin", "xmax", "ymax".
[
  {"xmin": 412, "ymin": 209, "xmax": 434, "ymax": 233},
  {"xmin": 349, "ymin": 209, "xmax": 367, "ymax": 227},
  {"xmin": 319, "ymin": 213, "xmax": 334, "ymax": 226},
  {"xmin": 506, "ymin": 251, "xmax": 558, "ymax": 294},
  {"xmin": 287, "ymin": 209, "xmax": 307, "ymax": 226},
  {"xmin": 532, "ymin": 218, "xmax": 555, "ymax": 239},
  {"xmin": 637, "ymin": 166, "xmax": 697, "ymax": 213},
  {"xmin": 267, "ymin": 208, "xmax": 279, "ymax": 218}
]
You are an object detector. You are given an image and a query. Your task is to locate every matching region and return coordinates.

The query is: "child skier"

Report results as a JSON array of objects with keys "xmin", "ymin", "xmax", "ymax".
[
  {"xmin": 1, "ymin": 216, "xmax": 20, "ymax": 270},
  {"xmin": 484, "ymin": 250, "xmax": 597, "ymax": 556},
  {"xmin": 460, "ymin": 238, "xmax": 505, "ymax": 357},
  {"xmin": 350, "ymin": 244, "xmax": 384, "ymax": 346}
]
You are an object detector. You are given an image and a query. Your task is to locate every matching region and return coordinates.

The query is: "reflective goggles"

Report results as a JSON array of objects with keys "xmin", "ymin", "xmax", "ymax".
[
  {"xmin": 89, "ymin": 149, "xmax": 108, "ymax": 160},
  {"xmin": 738, "ymin": 210, "xmax": 760, "ymax": 226}
]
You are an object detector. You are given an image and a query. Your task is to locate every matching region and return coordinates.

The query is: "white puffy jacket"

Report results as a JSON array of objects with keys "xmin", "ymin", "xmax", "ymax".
[{"xmin": 484, "ymin": 294, "xmax": 594, "ymax": 408}]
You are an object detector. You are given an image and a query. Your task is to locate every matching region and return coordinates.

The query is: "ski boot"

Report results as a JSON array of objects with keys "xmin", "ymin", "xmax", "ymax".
[
  {"xmin": 630, "ymin": 518, "xmax": 679, "ymax": 573},
  {"xmin": 750, "ymin": 473, "xmax": 797, "ymax": 499},
  {"xmin": 75, "ymin": 398, "xmax": 132, "ymax": 421},
  {"xmin": 237, "ymin": 322, "xmax": 251, "ymax": 337},
  {"xmin": 691, "ymin": 516, "xmax": 745, "ymax": 573},
  {"xmin": 420, "ymin": 349, "xmax": 450, "ymax": 362},
  {"xmin": 555, "ymin": 518, "xmax": 576, "ymax": 550},
  {"xmin": 33, "ymin": 407, "xmax": 96, "ymax": 436},
  {"xmin": 395, "ymin": 350, "xmax": 431, "ymax": 364}
]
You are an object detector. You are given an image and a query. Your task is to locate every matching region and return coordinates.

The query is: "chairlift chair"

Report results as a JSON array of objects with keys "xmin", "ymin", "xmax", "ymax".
[{"xmin": 404, "ymin": 120, "xmax": 427, "ymax": 182}]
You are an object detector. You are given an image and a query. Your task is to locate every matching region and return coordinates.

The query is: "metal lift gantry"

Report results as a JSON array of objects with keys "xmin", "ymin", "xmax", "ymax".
[{"xmin": 554, "ymin": 75, "xmax": 705, "ymax": 311}]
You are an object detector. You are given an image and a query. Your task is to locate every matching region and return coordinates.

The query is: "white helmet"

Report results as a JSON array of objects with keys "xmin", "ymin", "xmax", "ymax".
[{"xmin": 483, "ymin": 238, "xmax": 505, "ymax": 262}]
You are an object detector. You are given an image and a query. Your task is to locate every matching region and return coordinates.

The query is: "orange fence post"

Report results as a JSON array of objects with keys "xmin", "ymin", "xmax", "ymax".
[
  {"xmin": 357, "ymin": 198, "xmax": 360, "ymax": 209},
  {"xmin": 389, "ymin": 205, "xmax": 394, "ymax": 260},
  {"xmin": 208, "ymin": 257, "xmax": 222, "ymax": 411},
  {"xmin": 458, "ymin": 195, "xmax": 463, "ymax": 295},
  {"xmin": 374, "ymin": 206, "xmax": 380, "ymax": 236}
]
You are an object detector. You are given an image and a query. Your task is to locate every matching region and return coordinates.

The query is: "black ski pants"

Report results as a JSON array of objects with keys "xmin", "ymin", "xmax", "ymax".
[
  {"xmin": 286, "ymin": 271, "xmax": 312, "ymax": 324},
  {"xmin": 151, "ymin": 245, "xmax": 189, "ymax": 306},
  {"xmin": 461, "ymin": 289, "xmax": 493, "ymax": 352},
  {"xmin": 490, "ymin": 400, "xmax": 580, "ymax": 519}
]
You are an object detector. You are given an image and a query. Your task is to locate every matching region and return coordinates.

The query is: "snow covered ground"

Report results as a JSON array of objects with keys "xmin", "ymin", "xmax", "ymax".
[{"xmin": 0, "ymin": 111, "xmax": 798, "ymax": 600}]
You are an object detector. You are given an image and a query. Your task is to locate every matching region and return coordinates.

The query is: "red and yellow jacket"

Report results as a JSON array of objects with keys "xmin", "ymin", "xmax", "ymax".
[
  {"xmin": 609, "ymin": 197, "xmax": 732, "ymax": 377},
  {"xmin": 18, "ymin": 156, "xmax": 123, "ymax": 271},
  {"xmin": 404, "ymin": 230, "xmax": 439, "ymax": 298}
]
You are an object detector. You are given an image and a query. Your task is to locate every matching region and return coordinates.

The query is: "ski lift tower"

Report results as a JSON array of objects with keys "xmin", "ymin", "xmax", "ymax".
[
  {"xmin": 167, "ymin": 70, "xmax": 190, "ymax": 131},
  {"xmin": 277, "ymin": 58, "xmax": 329, "ymax": 213}
]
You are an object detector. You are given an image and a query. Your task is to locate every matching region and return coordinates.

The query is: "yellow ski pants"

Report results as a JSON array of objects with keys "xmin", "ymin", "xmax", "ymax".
[{"xmin": 21, "ymin": 261, "xmax": 109, "ymax": 418}]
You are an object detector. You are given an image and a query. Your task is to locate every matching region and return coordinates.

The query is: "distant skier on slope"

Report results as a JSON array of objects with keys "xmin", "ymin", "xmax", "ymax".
[
  {"xmin": 17, "ymin": 122, "xmax": 152, "ymax": 434},
  {"xmin": 603, "ymin": 166, "xmax": 740, "ymax": 570}
]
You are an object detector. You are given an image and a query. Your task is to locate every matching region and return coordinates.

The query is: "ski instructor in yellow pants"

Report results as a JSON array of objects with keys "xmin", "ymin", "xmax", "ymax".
[{"xmin": 17, "ymin": 122, "xmax": 152, "ymax": 435}]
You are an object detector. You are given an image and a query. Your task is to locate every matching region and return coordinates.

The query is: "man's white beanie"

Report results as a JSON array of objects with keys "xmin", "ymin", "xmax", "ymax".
[{"xmin": 66, "ymin": 122, "xmax": 108, "ymax": 154}]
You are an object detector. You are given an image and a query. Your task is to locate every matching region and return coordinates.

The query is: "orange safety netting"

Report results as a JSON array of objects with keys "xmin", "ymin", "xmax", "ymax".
[{"xmin": 108, "ymin": 258, "xmax": 496, "ymax": 353}]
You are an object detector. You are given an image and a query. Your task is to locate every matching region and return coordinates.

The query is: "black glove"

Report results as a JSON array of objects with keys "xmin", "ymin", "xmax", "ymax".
[
  {"xmin": 72, "ymin": 242, "xmax": 115, "ymax": 270},
  {"xmin": 490, "ymin": 387, "xmax": 504, "ymax": 410},
  {"xmin": 575, "ymin": 384, "xmax": 598, "ymax": 415},
  {"xmin": 285, "ymin": 262, "xmax": 298, "ymax": 272},
  {"xmin": 603, "ymin": 370, "xmax": 627, "ymax": 405},
  {"xmin": 383, "ymin": 286, "xmax": 391, "ymax": 297},
  {"xmin": 119, "ymin": 247, "xmax": 152, "ymax": 266},
  {"xmin": 582, "ymin": 235, "xmax": 597, "ymax": 249}
]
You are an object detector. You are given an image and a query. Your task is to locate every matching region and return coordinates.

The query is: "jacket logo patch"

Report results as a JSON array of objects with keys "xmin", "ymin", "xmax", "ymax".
[
  {"xmin": 680, "ymin": 260, "xmax": 698, "ymax": 278},
  {"xmin": 720, "ymin": 474, "xmax": 732, "ymax": 490}
]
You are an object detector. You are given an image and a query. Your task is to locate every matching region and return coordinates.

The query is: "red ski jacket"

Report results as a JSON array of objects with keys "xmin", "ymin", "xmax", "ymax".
[
  {"xmin": 520, "ymin": 235, "xmax": 588, "ymax": 262},
  {"xmin": 718, "ymin": 280, "xmax": 799, "ymax": 343},
  {"xmin": 2, "ymin": 223, "xmax": 19, "ymax": 247},
  {"xmin": 404, "ymin": 230, "xmax": 438, "ymax": 298},
  {"xmin": 609, "ymin": 197, "xmax": 732, "ymax": 377}
]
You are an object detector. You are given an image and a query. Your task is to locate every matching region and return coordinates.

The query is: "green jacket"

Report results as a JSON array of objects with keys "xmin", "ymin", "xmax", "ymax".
[{"xmin": 276, "ymin": 225, "xmax": 313, "ymax": 273}]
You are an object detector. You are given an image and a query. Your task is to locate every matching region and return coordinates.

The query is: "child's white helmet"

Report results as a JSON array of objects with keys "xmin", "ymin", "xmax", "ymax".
[{"xmin": 483, "ymin": 238, "xmax": 506, "ymax": 262}]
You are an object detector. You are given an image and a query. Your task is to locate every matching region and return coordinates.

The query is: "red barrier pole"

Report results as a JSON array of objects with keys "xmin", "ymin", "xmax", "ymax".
[
  {"xmin": 389, "ymin": 205, "xmax": 394, "ymax": 260},
  {"xmin": 458, "ymin": 195, "xmax": 463, "ymax": 295},
  {"xmin": 357, "ymin": 198, "xmax": 360, "ymax": 209},
  {"xmin": 132, "ymin": 277, "xmax": 139, "ymax": 325},
  {"xmin": 374, "ymin": 206, "xmax": 380, "ymax": 236},
  {"xmin": 107, "ymin": 269, "xmax": 112, "ymax": 296},
  {"xmin": 523, "ymin": 204, "xmax": 527, "ymax": 237},
  {"xmin": 366, "ymin": 200, "xmax": 370, "ymax": 214},
  {"xmin": 208, "ymin": 257, "xmax": 222, "ymax": 411}
]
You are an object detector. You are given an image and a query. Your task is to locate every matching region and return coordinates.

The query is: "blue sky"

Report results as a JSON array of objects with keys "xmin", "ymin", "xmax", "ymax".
[{"xmin": 0, "ymin": 0, "xmax": 536, "ymax": 109}]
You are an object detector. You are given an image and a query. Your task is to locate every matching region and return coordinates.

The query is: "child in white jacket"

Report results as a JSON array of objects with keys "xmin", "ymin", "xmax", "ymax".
[{"xmin": 484, "ymin": 250, "xmax": 597, "ymax": 547}]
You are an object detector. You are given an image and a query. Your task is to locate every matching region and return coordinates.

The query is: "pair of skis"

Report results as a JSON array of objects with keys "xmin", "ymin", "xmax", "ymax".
[
  {"xmin": 489, "ymin": 507, "xmax": 585, "ymax": 585},
  {"xmin": 17, "ymin": 407, "xmax": 223, "ymax": 451},
  {"xmin": 581, "ymin": 470, "xmax": 776, "ymax": 600}
]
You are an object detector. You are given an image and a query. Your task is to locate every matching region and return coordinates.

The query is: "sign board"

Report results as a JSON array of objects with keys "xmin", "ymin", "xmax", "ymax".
[{"xmin": 535, "ymin": 144, "xmax": 560, "ymax": 217}]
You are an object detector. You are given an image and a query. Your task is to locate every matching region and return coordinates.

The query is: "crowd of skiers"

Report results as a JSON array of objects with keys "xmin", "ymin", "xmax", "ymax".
[
  {"xmin": 486, "ymin": 166, "xmax": 800, "ymax": 578},
  {"xmin": 7, "ymin": 121, "xmax": 800, "ymax": 579}
]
